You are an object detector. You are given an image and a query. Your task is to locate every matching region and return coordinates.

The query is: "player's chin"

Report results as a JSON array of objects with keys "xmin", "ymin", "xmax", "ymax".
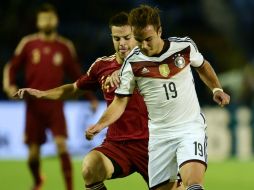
[
  {"xmin": 145, "ymin": 51, "xmax": 153, "ymax": 56},
  {"xmin": 119, "ymin": 52, "xmax": 129, "ymax": 59},
  {"xmin": 41, "ymin": 28, "xmax": 56, "ymax": 35},
  {"xmin": 141, "ymin": 48, "xmax": 153, "ymax": 56}
]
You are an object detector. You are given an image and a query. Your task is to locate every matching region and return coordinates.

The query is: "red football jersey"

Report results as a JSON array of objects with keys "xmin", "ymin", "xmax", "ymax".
[
  {"xmin": 8, "ymin": 33, "xmax": 81, "ymax": 90},
  {"xmin": 7, "ymin": 33, "xmax": 82, "ymax": 111},
  {"xmin": 76, "ymin": 54, "xmax": 148, "ymax": 141}
]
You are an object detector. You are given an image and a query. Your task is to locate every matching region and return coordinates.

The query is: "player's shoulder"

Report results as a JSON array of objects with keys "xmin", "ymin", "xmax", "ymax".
[
  {"xmin": 56, "ymin": 35, "xmax": 74, "ymax": 46},
  {"xmin": 56, "ymin": 35, "xmax": 78, "ymax": 56},
  {"xmin": 14, "ymin": 34, "xmax": 38, "ymax": 54},
  {"xmin": 87, "ymin": 54, "xmax": 116, "ymax": 74},
  {"xmin": 125, "ymin": 46, "xmax": 141, "ymax": 62},
  {"xmin": 19, "ymin": 33, "xmax": 39, "ymax": 44},
  {"xmin": 94, "ymin": 54, "xmax": 116, "ymax": 64},
  {"xmin": 168, "ymin": 36, "xmax": 193, "ymax": 43},
  {"xmin": 168, "ymin": 36, "xmax": 198, "ymax": 49},
  {"xmin": 120, "ymin": 47, "xmax": 141, "ymax": 73}
]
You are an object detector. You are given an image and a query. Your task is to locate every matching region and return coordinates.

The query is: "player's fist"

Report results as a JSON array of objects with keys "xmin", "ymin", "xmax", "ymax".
[
  {"xmin": 85, "ymin": 124, "xmax": 104, "ymax": 140},
  {"xmin": 213, "ymin": 91, "xmax": 230, "ymax": 107}
]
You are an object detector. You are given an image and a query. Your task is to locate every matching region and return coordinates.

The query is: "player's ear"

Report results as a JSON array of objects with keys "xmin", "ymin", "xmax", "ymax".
[{"xmin": 157, "ymin": 26, "xmax": 162, "ymax": 37}]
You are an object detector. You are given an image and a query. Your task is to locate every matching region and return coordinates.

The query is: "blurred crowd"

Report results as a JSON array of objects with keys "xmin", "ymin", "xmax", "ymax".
[{"xmin": 0, "ymin": 0, "xmax": 254, "ymax": 106}]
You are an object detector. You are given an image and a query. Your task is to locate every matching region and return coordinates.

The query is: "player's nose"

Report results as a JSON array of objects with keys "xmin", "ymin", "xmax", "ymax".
[
  {"xmin": 141, "ymin": 41, "xmax": 148, "ymax": 50},
  {"xmin": 119, "ymin": 38, "xmax": 126, "ymax": 46}
]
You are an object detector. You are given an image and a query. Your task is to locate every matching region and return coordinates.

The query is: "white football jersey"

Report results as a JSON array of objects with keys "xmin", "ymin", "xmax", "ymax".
[{"xmin": 115, "ymin": 37, "xmax": 204, "ymax": 136}]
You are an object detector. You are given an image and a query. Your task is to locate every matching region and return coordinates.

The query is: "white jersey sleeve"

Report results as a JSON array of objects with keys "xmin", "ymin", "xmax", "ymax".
[
  {"xmin": 115, "ymin": 60, "xmax": 135, "ymax": 95},
  {"xmin": 189, "ymin": 41, "xmax": 204, "ymax": 67},
  {"xmin": 168, "ymin": 36, "xmax": 204, "ymax": 67}
]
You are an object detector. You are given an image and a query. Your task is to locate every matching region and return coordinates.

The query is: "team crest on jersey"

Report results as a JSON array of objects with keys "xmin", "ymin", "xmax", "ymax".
[
  {"xmin": 174, "ymin": 55, "xmax": 185, "ymax": 68},
  {"xmin": 43, "ymin": 47, "xmax": 51, "ymax": 54},
  {"xmin": 159, "ymin": 64, "xmax": 170, "ymax": 77},
  {"xmin": 31, "ymin": 49, "xmax": 40, "ymax": 64},
  {"xmin": 53, "ymin": 52, "xmax": 63, "ymax": 66}
]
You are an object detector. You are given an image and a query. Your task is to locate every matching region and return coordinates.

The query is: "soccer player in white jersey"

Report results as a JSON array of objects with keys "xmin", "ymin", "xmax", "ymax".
[{"xmin": 86, "ymin": 5, "xmax": 230, "ymax": 190}]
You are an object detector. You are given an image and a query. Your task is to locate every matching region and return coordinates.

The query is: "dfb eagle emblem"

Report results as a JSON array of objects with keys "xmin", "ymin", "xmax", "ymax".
[{"xmin": 174, "ymin": 56, "xmax": 185, "ymax": 68}]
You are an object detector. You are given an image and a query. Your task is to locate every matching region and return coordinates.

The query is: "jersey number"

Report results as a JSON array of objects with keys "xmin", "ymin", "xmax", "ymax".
[
  {"xmin": 162, "ymin": 82, "xmax": 177, "ymax": 100},
  {"xmin": 194, "ymin": 141, "xmax": 204, "ymax": 157}
]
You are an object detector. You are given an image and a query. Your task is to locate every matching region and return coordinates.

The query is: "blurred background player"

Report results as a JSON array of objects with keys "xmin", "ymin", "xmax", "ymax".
[
  {"xmin": 3, "ymin": 3, "xmax": 82, "ymax": 190},
  {"xmin": 14, "ymin": 12, "xmax": 183, "ymax": 190}
]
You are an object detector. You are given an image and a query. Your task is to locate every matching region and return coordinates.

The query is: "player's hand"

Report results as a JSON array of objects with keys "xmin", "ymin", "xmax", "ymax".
[
  {"xmin": 13, "ymin": 88, "xmax": 42, "ymax": 99},
  {"xmin": 4, "ymin": 85, "xmax": 18, "ymax": 99},
  {"xmin": 85, "ymin": 123, "xmax": 104, "ymax": 140},
  {"xmin": 108, "ymin": 70, "xmax": 120, "ymax": 88},
  {"xmin": 101, "ymin": 70, "xmax": 120, "ymax": 92},
  {"xmin": 213, "ymin": 91, "xmax": 230, "ymax": 107},
  {"xmin": 101, "ymin": 76, "xmax": 109, "ymax": 92}
]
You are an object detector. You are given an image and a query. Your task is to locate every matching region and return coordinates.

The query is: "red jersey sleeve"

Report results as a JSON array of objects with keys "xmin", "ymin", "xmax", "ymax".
[
  {"xmin": 76, "ymin": 59, "xmax": 100, "ymax": 91},
  {"xmin": 62, "ymin": 38, "xmax": 82, "ymax": 81},
  {"xmin": 8, "ymin": 37, "xmax": 28, "ymax": 85}
]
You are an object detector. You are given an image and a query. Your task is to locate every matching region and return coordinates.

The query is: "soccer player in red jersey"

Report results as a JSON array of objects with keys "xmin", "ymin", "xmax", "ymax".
[
  {"xmin": 14, "ymin": 12, "xmax": 184, "ymax": 190},
  {"xmin": 3, "ymin": 3, "xmax": 82, "ymax": 190}
]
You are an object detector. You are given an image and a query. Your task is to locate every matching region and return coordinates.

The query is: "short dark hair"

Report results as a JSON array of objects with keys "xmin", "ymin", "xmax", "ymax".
[
  {"xmin": 36, "ymin": 3, "xmax": 57, "ymax": 15},
  {"xmin": 109, "ymin": 11, "xmax": 129, "ymax": 29},
  {"xmin": 129, "ymin": 4, "xmax": 161, "ymax": 31}
]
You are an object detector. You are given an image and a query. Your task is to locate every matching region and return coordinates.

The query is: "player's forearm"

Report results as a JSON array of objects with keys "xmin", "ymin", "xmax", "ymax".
[
  {"xmin": 196, "ymin": 60, "xmax": 222, "ymax": 91},
  {"xmin": 97, "ymin": 96, "xmax": 129, "ymax": 128},
  {"xmin": 41, "ymin": 83, "xmax": 79, "ymax": 100},
  {"xmin": 3, "ymin": 64, "xmax": 18, "ymax": 98}
]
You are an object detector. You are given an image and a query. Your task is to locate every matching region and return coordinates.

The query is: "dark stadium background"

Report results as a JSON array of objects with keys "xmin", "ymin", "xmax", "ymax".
[
  {"xmin": 0, "ymin": 0, "xmax": 254, "ymax": 155},
  {"xmin": 1, "ymin": 0, "xmax": 253, "ymax": 103}
]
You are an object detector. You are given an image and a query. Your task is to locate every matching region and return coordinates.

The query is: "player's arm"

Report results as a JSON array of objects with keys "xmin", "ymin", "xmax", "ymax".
[
  {"xmin": 85, "ymin": 57, "xmax": 134, "ymax": 139},
  {"xmin": 63, "ymin": 38, "xmax": 83, "ymax": 80},
  {"xmin": 14, "ymin": 82, "xmax": 85, "ymax": 100},
  {"xmin": 195, "ymin": 60, "xmax": 230, "ymax": 106},
  {"xmin": 3, "ymin": 37, "xmax": 28, "ymax": 98},
  {"xmin": 195, "ymin": 60, "xmax": 222, "ymax": 90},
  {"xmin": 3, "ymin": 63, "xmax": 18, "ymax": 98},
  {"xmin": 86, "ymin": 95, "xmax": 130, "ymax": 140}
]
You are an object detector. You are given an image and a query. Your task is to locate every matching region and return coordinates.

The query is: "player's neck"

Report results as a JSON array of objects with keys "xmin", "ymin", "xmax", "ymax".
[
  {"xmin": 38, "ymin": 31, "xmax": 57, "ymax": 41},
  {"xmin": 115, "ymin": 53, "xmax": 124, "ymax": 65},
  {"xmin": 156, "ymin": 38, "xmax": 165, "ymax": 54}
]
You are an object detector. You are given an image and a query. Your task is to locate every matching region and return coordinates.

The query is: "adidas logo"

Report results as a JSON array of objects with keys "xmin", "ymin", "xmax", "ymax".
[{"xmin": 141, "ymin": 67, "xmax": 150, "ymax": 74}]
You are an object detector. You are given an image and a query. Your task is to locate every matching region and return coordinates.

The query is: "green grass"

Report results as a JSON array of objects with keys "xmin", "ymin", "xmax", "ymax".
[
  {"xmin": 204, "ymin": 159, "xmax": 254, "ymax": 189},
  {"xmin": 0, "ymin": 158, "xmax": 254, "ymax": 190}
]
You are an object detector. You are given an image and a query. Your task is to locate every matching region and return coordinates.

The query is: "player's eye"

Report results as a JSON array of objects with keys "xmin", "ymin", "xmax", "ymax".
[
  {"xmin": 113, "ymin": 37, "xmax": 120, "ymax": 41},
  {"xmin": 124, "ymin": 35, "xmax": 131, "ymax": 40},
  {"xmin": 124, "ymin": 36, "xmax": 131, "ymax": 40},
  {"xmin": 145, "ymin": 37, "xmax": 152, "ymax": 42}
]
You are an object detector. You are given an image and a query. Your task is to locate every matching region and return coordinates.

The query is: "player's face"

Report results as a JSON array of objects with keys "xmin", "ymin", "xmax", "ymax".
[
  {"xmin": 133, "ymin": 25, "xmax": 162, "ymax": 56},
  {"xmin": 37, "ymin": 11, "xmax": 58, "ymax": 34},
  {"xmin": 111, "ymin": 25, "xmax": 136, "ymax": 60}
]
